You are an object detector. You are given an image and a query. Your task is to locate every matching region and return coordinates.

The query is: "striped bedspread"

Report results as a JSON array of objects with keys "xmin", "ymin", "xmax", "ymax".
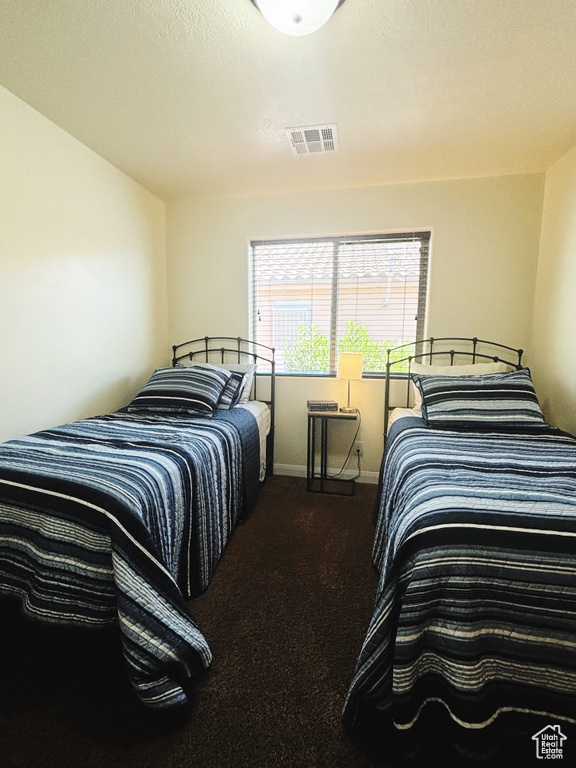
[
  {"xmin": 0, "ymin": 407, "xmax": 260, "ymax": 708},
  {"xmin": 343, "ymin": 417, "xmax": 576, "ymax": 734}
]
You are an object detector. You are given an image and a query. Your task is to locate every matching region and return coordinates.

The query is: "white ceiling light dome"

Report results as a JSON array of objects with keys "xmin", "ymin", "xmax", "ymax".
[{"xmin": 253, "ymin": 0, "xmax": 344, "ymax": 36}]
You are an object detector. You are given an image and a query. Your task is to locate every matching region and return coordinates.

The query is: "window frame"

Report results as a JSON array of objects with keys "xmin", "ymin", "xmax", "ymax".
[{"xmin": 249, "ymin": 231, "xmax": 431, "ymax": 377}]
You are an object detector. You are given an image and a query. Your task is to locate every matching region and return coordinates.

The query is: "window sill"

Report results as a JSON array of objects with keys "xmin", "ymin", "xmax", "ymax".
[{"xmin": 271, "ymin": 371, "xmax": 388, "ymax": 379}]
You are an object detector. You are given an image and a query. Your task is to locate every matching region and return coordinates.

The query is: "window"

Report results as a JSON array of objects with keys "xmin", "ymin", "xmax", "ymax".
[{"xmin": 250, "ymin": 232, "xmax": 430, "ymax": 374}]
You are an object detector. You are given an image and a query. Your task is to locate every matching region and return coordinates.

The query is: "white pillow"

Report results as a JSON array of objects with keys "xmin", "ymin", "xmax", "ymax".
[
  {"xmin": 183, "ymin": 361, "xmax": 256, "ymax": 403},
  {"xmin": 410, "ymin": 360, "xmax": 512, "ymax": 411}
]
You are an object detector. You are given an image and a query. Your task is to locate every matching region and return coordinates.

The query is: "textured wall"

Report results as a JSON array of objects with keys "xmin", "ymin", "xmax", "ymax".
[
  {"xmin": 0, "ymin": 85, "xmax": 168, "ymax": 442},
  {"xmin": 530, "ymin": 142, "xmax": 576, "ymax": 433}
]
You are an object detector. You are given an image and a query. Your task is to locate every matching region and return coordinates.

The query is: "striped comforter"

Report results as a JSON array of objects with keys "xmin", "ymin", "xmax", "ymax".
[
  {"xmin": 0, "ymin": 407, "xmax": 260, "ymax": 708},
  {"xmin": 343, "ymin": 417, "xmax": 576, "ymax": 733}
]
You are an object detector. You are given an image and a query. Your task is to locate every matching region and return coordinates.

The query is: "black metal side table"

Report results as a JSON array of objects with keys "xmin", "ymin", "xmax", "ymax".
[{"xmin": 306, "ymin": 409, "xmax": 358, "ymax": 495}]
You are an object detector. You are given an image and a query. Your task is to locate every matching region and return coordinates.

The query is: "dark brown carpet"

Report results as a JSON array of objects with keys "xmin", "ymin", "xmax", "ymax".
[{"xmin": 0, "ymin": 476, "xmax": 404, "ymax": 768}]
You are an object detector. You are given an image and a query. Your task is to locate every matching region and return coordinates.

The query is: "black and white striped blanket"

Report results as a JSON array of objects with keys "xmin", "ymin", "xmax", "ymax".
[
  {"xmin": 0, "ymin": 407, "xmax": 260, "ymax": 708},
  {"xmin": 343, "ymin": 417, "xmax": 576, "ymax": 734}
]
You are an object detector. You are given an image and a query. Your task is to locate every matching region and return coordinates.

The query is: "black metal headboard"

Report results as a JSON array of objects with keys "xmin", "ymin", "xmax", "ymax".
[
  {"xmin": 384, "ymin": 337, "xmax": 524, "ymax": 439},
  {"xmin": 172, "ymin": 336, "xmax": 276, "ymax": 477}
]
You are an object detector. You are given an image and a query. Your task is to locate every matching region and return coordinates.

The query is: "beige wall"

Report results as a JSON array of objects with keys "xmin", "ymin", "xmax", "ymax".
[
  {"xmin": 0, "ymin": 85, "xmax": 169, "ymax": 443},
  {"xmin": 530, "ymin": 142, "xmax": 576, "ymax": 434},
  {"xmin": 166, "ymin": 174, "xmax": 544, "ymax": 478}
]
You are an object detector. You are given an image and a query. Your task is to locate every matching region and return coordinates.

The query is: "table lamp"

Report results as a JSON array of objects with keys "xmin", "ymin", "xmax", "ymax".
[{"xmin": 337, "ymin": 352, "xmax": 363, "ymax": 413}]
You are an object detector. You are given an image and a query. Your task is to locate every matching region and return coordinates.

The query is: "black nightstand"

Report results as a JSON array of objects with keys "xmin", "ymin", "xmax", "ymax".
[{"xmin": 306, "ymin": 409, "xmax": 358, "ymax": 495}]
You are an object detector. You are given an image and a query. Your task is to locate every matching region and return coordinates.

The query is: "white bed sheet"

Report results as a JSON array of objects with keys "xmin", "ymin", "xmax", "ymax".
[
  {"xmin": 387, "ymin": 406, "xmax": 421, "ymax": 432},
  {"xmin": 238, "ymin": 400, "xmax": 271, "ymax": 480}
]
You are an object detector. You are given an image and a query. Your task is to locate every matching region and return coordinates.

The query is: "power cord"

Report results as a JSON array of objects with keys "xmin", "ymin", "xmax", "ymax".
[{"xmin": 324, "ymin": 409, "xmax": 362, "ymax": 481}]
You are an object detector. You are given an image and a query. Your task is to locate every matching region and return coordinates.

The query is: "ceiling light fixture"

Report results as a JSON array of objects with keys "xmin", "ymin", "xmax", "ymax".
[{"xmin": 251, "ymin": 0, "xmax": 346, "ymax": 37}]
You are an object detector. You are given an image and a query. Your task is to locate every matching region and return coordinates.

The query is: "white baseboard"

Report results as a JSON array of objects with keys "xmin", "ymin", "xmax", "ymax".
[{"xmin": 273, "ymin": 463, "xmax": 379, "ymax": 485}]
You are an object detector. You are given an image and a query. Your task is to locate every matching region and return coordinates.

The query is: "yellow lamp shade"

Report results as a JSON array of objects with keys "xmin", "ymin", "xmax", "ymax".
[{"xmin": 337, "ymin": 352, "xmax": 363, "ymax": 380}]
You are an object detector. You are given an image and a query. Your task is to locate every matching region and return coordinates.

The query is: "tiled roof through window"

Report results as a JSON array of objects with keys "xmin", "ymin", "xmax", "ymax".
[{"xmin": 255, "ymin": 240, "xmax": 422, "ymax": 281}]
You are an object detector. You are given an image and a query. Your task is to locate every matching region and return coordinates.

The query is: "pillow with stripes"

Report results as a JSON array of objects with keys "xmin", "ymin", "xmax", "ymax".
[
  {"xmin": 127, "ymin": 366, "xmax": 231, "ymax": 416},
  {"xmin": 411, "ymin": 368, "xmax": 547, "ymax": 431},
  {"xmin": 216, "ymin": 370, "xmax": 246, "ymax": 409},
  {"xmin": 410, "ymin": 360, "xmax": 512, "ymax": 412},
  {"xmin": 177, "ymin": 363, "xmax": 247, "ymax": 409}
]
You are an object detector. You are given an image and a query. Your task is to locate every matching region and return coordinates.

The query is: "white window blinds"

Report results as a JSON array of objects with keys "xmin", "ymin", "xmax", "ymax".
[{"xmin": 250, "ymin": 232, "xmax": 430, "ymax": 373}]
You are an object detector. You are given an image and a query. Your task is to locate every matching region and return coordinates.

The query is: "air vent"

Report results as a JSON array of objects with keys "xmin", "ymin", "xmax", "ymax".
[{"xmin": 286, "ymin": 124, "xmax": 339, "ymax": 156}]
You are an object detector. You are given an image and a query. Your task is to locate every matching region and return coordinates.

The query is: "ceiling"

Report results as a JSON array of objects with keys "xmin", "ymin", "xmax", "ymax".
[{"xmin": 1, "ymin": 0, "xmax": 576, "ymax": 201}]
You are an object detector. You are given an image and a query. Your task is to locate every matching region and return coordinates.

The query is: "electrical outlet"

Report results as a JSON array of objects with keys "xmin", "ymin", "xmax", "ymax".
[{"xmin": 353, "ymin": 441, "xmax": 363, "ymax": 456}]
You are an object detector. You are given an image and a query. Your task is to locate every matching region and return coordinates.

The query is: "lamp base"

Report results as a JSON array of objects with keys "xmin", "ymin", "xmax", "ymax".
[{"xmin": 339, "ymin": 406, "xmax": 357, "ymax": 413}]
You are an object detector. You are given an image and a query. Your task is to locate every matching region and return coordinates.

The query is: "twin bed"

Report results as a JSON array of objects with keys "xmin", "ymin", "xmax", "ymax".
[
  {"xmin": 343, "ymin": 337, "xmax": 576, "ymax": 757},
  {"xmin": 0, "ymin": 336, "xmax": 274, "ymax": 709}
]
